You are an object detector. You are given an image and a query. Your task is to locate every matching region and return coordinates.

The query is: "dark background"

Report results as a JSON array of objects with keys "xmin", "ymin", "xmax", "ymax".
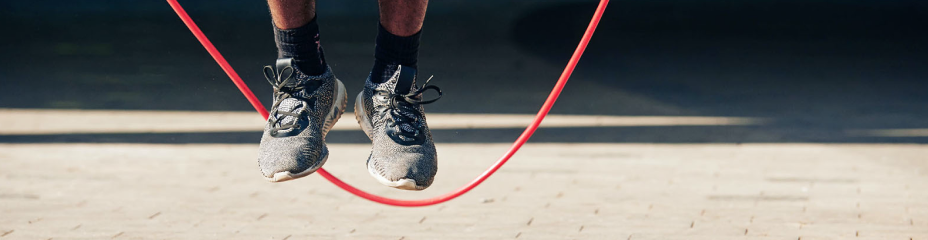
[{"xmin": 1, "ymin": 0, "xmax": 927, "ymax": 143}]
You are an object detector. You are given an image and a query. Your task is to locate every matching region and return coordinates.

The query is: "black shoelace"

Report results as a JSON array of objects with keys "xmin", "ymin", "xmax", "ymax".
[
  {"xmin": 380, "ymin": 76, "xmax": 443, "ymax": 142},
  {"xmin": 263, "ymin": 65, "xmax": 317, "ymax": 135}
]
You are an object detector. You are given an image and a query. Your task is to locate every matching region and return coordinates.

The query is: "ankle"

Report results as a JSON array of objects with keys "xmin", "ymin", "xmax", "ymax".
[
  {"xmin": 370, "ymin": 23, "xmax": 420, "ymax": 83},
  {"xmin": 274, "ymin": 16, "xmax": 327, "ymax": 75}
]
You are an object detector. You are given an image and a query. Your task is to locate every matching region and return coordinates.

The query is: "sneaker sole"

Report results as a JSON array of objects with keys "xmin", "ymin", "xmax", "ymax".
[
  {"xmin": 354, "ymin": 92, "xmax": 426, "ymax": 191},
  {"xmin": 266, "ymin": 79, "xmax": 348, "ymax": 182}
]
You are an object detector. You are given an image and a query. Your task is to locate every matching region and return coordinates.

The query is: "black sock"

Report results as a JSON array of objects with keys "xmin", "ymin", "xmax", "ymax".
[
  {"xmin": 371, "ymin": 24, "xmax": 421, "ymax": 83},
  {"xmin": 274, "ymin": 17, "xmax": 327, "ymax": 75}
]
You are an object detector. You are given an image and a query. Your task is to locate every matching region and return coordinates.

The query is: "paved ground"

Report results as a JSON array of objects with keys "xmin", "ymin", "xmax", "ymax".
[{"xmin": 1, "ymin": 141, "xmax": 927, "ymax": 239}]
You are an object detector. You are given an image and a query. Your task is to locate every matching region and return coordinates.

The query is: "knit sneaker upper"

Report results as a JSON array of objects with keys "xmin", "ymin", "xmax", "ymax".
[
  {"xmin": 258, "ymin": 58, "xmax": 341, "ymax": 180},
  {"xmin": 357, "ymin": 65, "xmax": 442, "ymax": 190}
]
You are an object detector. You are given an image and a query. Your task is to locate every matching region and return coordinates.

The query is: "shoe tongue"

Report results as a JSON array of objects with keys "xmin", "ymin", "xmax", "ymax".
[
  {"xmin": 276, "ymin": 58, "xmax": 294, "ymax": 74},
  {"xmin": 392, "ymin": 65, "xmax": 417, "ymax": 95},
  {"xmin": 271, "ymin": 58, "xmax": 313, "ymax": 129},
  {"xmin": 275, "ymin": 98, "xmax": 305, "ymax": 126},
  {"xmin": 275, "ymin": 58, "xmax": 300, "ymax": 88},
  {"xmin": 380, "ymin": 65, "xmax": 421, "ymax": 133},
  {"xmin": 275, "ymin": 58, "xmax": 324, "ymax": 93}
]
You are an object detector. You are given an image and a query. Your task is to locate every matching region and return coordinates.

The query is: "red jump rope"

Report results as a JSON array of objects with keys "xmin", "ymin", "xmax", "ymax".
[{"xmin": 166, "ymin": 0, "xmax": 609, "ymax": 207}]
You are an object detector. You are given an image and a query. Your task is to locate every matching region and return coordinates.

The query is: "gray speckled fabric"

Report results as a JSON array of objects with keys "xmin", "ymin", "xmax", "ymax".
[
  {"xmin": 258, "ymin": 60, "xmax": 343, "ymax": 178},
  {"xmin": 358, "ymin": 65, "xmax": 438, "ymax": 190}
]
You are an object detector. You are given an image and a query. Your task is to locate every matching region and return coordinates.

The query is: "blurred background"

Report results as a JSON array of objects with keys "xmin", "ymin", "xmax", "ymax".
[{"xmin": 1, "ymin": 0, "xmax": 927, "ymax": 143}]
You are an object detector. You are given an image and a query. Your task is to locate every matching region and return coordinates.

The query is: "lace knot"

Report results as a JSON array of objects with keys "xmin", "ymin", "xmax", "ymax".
[{"xmin": 380, "ymin": 75, "xmax": 443, "ymax": 141}]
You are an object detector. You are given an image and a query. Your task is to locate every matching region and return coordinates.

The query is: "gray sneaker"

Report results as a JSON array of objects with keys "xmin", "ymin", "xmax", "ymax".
[
  {"xmin": 354, "ymin": 65, "xmax": 443, "ymax": 190},
  {"xmin": 258, "ymin": 58, "xmax": 347, "ymax": 182}
]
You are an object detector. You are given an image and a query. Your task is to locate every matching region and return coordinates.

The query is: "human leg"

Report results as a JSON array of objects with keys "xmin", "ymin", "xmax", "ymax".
[
  {"xmin": 258, "ymin": 0, "xmax": 347, "ymax": 182},
  {"xmin": 269, "ymin": 0, "xmax": 326, "ymax": 75},
  {"xmin": 356, "ymin": 0, "xmax": 442, "ymax": 190}
]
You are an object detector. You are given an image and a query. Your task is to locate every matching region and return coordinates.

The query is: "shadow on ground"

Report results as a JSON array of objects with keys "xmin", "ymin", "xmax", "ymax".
[{"xmin": 0, "ymin": 126, "xmax": 924, "ymax": 144}]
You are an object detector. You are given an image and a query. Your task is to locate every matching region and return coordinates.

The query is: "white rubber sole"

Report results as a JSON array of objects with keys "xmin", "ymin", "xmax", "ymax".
[
  {"xmin": 265, "ymin": 79, "xmax": 347, "ymax": 182},
  {"xmin": 267, "ymin": 154, "xmax": 328, "ymax": 182},
  {"xmin": 354, "ymin": 92, "xmax": 425, "ymax": 191}
]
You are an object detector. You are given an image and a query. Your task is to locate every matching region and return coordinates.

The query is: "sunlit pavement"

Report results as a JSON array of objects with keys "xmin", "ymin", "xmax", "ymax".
[
  {"xmin": 2, "ymin": 143, "xmax": 927, "ymax": 239},
  {"xmin": 1, "ymin": 110, "xmax": 927, "ymax": 239}
]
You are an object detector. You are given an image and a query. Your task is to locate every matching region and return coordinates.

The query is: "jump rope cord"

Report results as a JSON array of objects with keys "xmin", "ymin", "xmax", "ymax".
[{"xmin": 166, "ymin": 0, "xmax": 609, "ymax": 207}]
